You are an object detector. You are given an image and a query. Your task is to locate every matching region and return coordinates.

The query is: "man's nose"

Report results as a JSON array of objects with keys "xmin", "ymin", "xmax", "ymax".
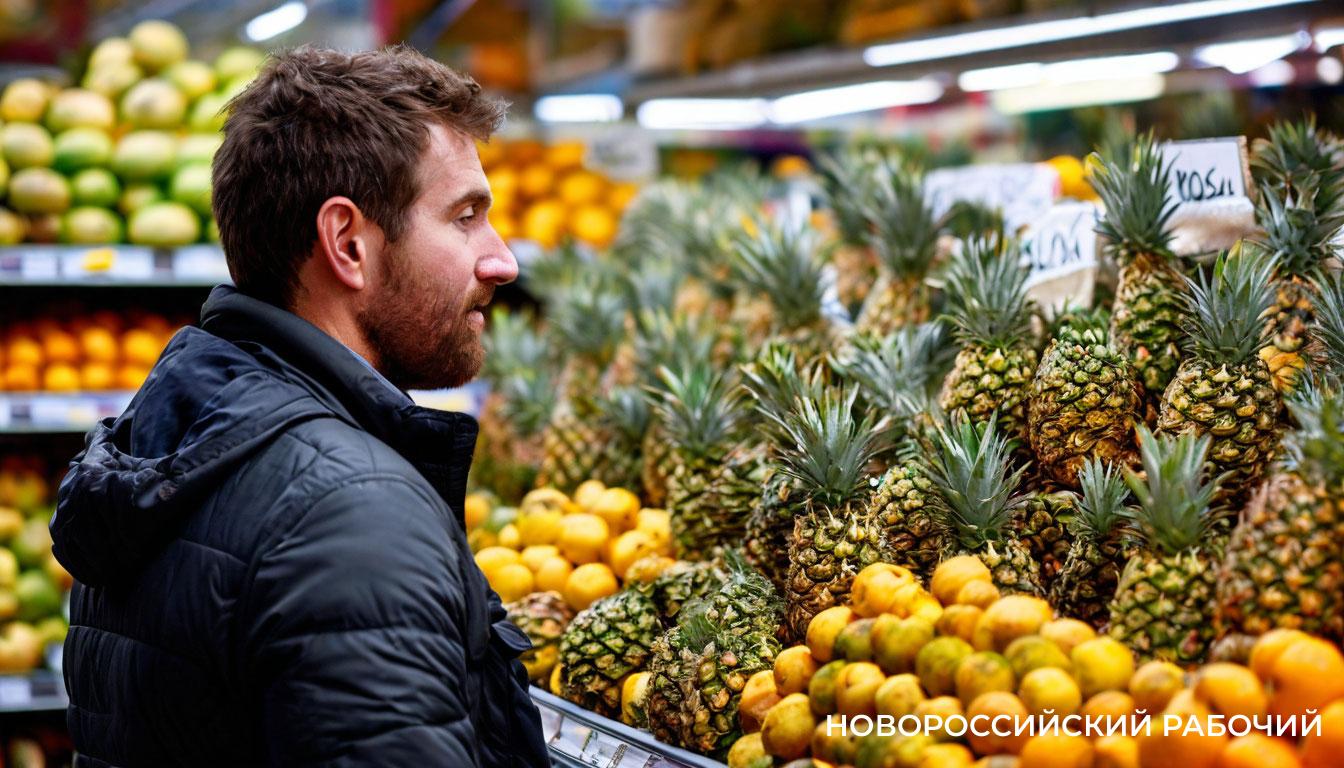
[{"xmin": 477, "ymin": 227, "xmax": 519, "ymax": 285}]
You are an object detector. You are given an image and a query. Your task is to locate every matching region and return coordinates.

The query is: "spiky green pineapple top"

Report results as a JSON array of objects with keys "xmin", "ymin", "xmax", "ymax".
[
  {"xmin": 818, "ymin": 148, "xmax": 884, "ymax": 246},
  {"xmin": 1251, "ymin": 116, "xmax": 1344, "ymax": 213},
  {"xmin": 1088, "ymin": 133, "xmax": 1179, "ymax": 266},
  {"xmin": 839, "ymin": 323, "xmax": 956, "ymax": 410},
  {"xmin": 1252, "ymin": 180, "xmax": 1344, "ymax": 279},
  {"xmin": 1179, "ymin": 245, "xmax": 1278, "ymax": 367},
  {"xmin": 1123, "ymin": 427, "xmax": 1228, "ymax": 557},
  {"xmin": 1068, "ymin": 458, "xmax": 1131, "ymax": 541},
  {"xmin": 923, "ymin": 415, "xmax": 1027, "ymax": 550},
  {"xmin": 862, "ymin": 159, "xmax": 939, "ymax": 281},
  {"xmin": 741, "ymin": 342, "xmax": 827, "ymax": 435},
  {"xmin": 1311, "ymin": 271, "xmax": 1344, "ymax": 384},
  {"xmin": 549, "ymin": 275, "xmax": 628, "ymax": 366},
  {"xmin": 731, "ymin": 217, "xmax": 829, "ymax": 333},
  {"xmin": 762, "ymin": 386, "xmax": 883, "ymax": 510},
  {"xmin": 482, "ymin": 308, "xmax": 551, "ymax": 383},
  {"xmin": 651, "ymin": 362, "xmax": 747, "ymax": 463},
  {"xmin": 635, "ymin": 310, "xmax": 718, "ymax": 390},
  {"xmin": 942, "ymin": 235, "xmax": 1035, "ymax": 351},
  {"xmin": 1282, "ymin": 383, "xmax": 1344, "ymax": 490}
]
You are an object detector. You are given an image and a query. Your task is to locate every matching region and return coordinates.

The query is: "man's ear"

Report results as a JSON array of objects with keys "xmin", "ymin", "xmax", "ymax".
[{"xmin": 314, "ymin": 196, "xmax": 376, "ymax": 291}]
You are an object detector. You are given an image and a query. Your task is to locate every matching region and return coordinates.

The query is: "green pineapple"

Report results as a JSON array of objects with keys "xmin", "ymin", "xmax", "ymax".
[
  {"xmin": 632, "ymin": 559, "xmax": 726, "ymax": 628},
  {"xmin": 1014, "ymin": 490, "xmax": 1077, "ymax": 588},
  {"xmin": 1109, "ymin": 427, "xmax": 1229, "ymax": 665},
  {"xmin": 1088, "ymin": 133, "xmax": 1185, "ymax": 411},
  {"xmin": 559, "ymin": 588, "xmax": 663, "ymax": 717},
  {"xmin": 765, "ymin": 387, "xmax": 889, "ymax": 642},
  {"xmin": 1049, "ymin": 459, "xmax": 1134, "ymax": 629},
  {"xmin": 924, "ymin": 415, "xmax": 1044, "ymax": 596},
  {"xmin": 587, "ymin": 386, "xmax": 652, "ymax": 492},
  {"xmin": 473, "ymin": 309, "xmax": 555, "ymax": 502},
  {"xmin": 1028, "ymin": 308, "xmax": 1142, "ymax": 486},
  {"xmin": 1157, "ymin": 245, "xmax": 1284, "ymax": 506},
  {"xmin": 1250, "ymin": 168, "xmax": 1344, "ymax": 394},
  {"xmin": 818, "ymin": 148, "xmax": 884, "ymax": 316},
  {"xmin": 1308, "ymin": 270, "xmax": 1344, "ymax": 381},
  {"xmin": 855, "ymin": 159, "xmax": 940, "ymax": 335},
  {"xmin": 729, "ymin": 216, "xmax": 835, "ymax": 364},
  {"xmin": 537, "ymin": 278, "xmax": 628, "ymax": 493},
  {"xmin": 651, "ymin": 362, "xmax": 764, "ymax": 562},
  {"xmin": 505, "ymin": 590, "xmax": 574, "ymax": 683},
  {"xmin": 938, "ymin": 235, "xmax": 1039, "ymax": 442},
  {"xmin": 635, "ymin": 311, "xmax": 719, "ymax": 507}
]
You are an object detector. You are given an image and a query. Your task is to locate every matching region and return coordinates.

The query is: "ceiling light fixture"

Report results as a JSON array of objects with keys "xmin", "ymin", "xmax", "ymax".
[
  {"xmin": 635, "ymin": 98, "xmax": 769, "ymax": 131},
  {"xmin": 534, "ymin": 94, "xmax": 623, "ymax": 123},
  {"xmin": 1195, "ymin": 32, "xmax": 1310, "ymax": 74},
  {"xmin": 959, "ymin": 51, "xmax": 1178, "ymax": 92},
  {"xmin": 769, "ymin": 80, "xmax": 944, "ymax": 124},
  {"xmin": 245, "ymin": 1, "xmax": 307, "ymax": 42}
]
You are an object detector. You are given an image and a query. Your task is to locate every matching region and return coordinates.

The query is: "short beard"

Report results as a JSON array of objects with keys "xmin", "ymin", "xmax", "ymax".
[{"xmin": 357, "ymin": 249, "xmax": 485, "ymax": 391}]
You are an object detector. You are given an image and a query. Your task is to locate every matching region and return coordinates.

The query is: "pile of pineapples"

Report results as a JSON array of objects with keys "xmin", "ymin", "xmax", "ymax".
[{"xmin": 476, "ymin": 118, "xmax": 1344, "ymax": 761}]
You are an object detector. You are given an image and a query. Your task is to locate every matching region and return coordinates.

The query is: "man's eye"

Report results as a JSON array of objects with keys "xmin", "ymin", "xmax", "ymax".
[{"xmin": 458, "ymin": 206, "xmax": 477, "ymax": 222}]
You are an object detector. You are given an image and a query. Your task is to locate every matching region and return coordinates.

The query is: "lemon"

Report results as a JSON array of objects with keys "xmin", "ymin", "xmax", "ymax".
[
  {"xmin": 463, "ymin": 493, "xmax": 491, "ymax": 530},
  {"xmin": 558, "ymin": 513, "xmax": 609, "ymax": 565},
  {"xmin": 517, "ymin": 508, "xmax": 564, "ymax": 546},
  {"xmin": 591, "ymin": 487, "xmax": 640, "ymax": 533},
  {"xmin": 474, "ymin": 546, "xmax": 522, "ymax": 577},
  {"xmin": 488, "ymin": 563, "xmax": 534, "ymax": 603},
  {"xmin": 534, "ymin": 556, "xmax": 574, "ymax": 593},
  {"xmin": 605, "ymin": 530, "xmax": 659, "ymax": 580},
  {"xmin": 563, "ymin": 562, "xmax": 618, "ymax": 611},
  {"xmin": 497, "ymin": 523, "xmax": 521, "ymax": 550},
  {"xmin": 572, "ymin": 480, "xmax": 607, "ymax": 511}
]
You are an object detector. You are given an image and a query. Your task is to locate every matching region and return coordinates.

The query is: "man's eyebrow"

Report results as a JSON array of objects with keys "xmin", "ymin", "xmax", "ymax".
[{"xmin": 448, "ymin": 188, "xmax": 492, "ymax": 211}]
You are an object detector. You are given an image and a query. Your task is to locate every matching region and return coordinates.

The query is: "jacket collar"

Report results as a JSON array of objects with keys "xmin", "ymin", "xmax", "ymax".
[{"xmin": 198, "ymin": 285, "xmax": 478, "ymax": 512}]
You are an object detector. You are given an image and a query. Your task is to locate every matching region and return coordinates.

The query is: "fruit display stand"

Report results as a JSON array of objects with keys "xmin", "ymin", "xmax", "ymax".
[{"xmin": 530, "ymin": 688, "xmax": 725, "ymax": 768}]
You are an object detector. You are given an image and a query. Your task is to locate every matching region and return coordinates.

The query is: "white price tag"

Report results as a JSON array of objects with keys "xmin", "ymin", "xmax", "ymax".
[
  {"xmin": 0, "ymin": 677, "xmax": 32, "ymax": 708},
  {"xmin": 173, "ymin": 246, "xmax": 231, "ymax": 283},
  {"xmin": 924, "ymin": 163, "xmax": 1060, "ymax": 232},
  {"xmin": 584, "ymin": 126, "xmax": 659, "ymax": 182},
  {"xmin": 1160, "ymin": 137, "xmax": 1250, "ymax": 205},
  {"xmin": 19, "ymin": 250, "xmax": 58, "ymax": 281},
  {"xmin": 1022, "ymin": 201, "xmax": 1100, "ymax": 286},
  {"xmin": 61, "ymin": 246, "xmax": 155, "ymax": 280}
]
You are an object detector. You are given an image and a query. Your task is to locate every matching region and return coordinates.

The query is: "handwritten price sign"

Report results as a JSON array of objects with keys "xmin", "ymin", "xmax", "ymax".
[
  {"xmin": 924, "ymin": 163, "xmax": 1060, "ymax": 232},
  {"xmin": 1021, "ymin": 201, "xmax": 1100, "ymax": 285},
  {"xmin": 1160, "ymin": 137, "xmax": 1251, "ymax": 206}
]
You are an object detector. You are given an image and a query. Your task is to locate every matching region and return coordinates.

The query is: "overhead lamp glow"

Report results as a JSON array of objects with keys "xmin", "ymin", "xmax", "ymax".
[
  {"xmin": 991, "ymin": 73, "xmax": 1166, "ymax": 115},
  {"xmin": 1195, "ymin": 32, "xmax": 1309, "ymax": 74},
  {"xmin": 635, "ymin": 98, "xmax": 768, "ymax": 130},
  {"xmin": 1318, "ymin": 56, "xmax": 1344, "ymax": 84},
  {"xmin": 1315, "ymin": 26, "xmax": 1344, "ymax": 53},
  {"xmin": 959, "ymin": 52, "xmax": 1178, "ymax": 92},
  {"xmin": 864, "ymin": 0, "xmax": 1311, "ymax": 67},
  {"xmin": 246, "ymin": 1, "xmax": 307, "ymax": 42},
  {"xmin": 1249, "ymin": 60, "xmax": 1296, "ymax": 87},
  {"xmin": 534, "ymin": 94, "xmax": 623, "ymax": 123},
  {"xmin": 769, "ymin": 80, "xmax": 943, "ymax": 124}
]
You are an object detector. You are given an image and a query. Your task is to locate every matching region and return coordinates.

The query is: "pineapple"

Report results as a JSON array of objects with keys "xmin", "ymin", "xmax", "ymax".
[
  {"xmin": 586, "ymin": 387, "xmax": 651, "ymax": 492},
  {"xmin": 1088, "ymin": 133, "xmax": 1185, "ymax": 411},
  {"xmin": 764, "ymin": 387, "xmax": 889, "ymax": 642},
  {"xmin": 474, "ymin": 311, "xmax": 556, "ymax": 502},
  {"xmin": 505, "ymin": 591, "xmax": 575, "ymax": 683},
  {"xmin": 537, "ymin": 279, "xmax": 628, "ymax": 494},
  {"xmin": 1250, "ymin": 173, "xmax": 1344, "ymax": 394},
  {"xmin": 867, "ymin": 444, "xmax": 945, "ymax": 585},
  {"xmin": 729, "ymin": 215, "xmax": 835, "ymax": 364},
  {"xmin": 1157, "ymin": 245, "xmax": 1284, "ymax": 506},
  {"xmin": 1028, "ymin": 308, "xmax": 1142, "ymax": 486},
  {"xmin": 1251, "ymin": 116, "xmax": 1344, "ymax": 214},
  {"xmin": 633, "ymin": 558, "xmax": 726, "ymax": 628},
  {"xmin": 924, "ymin": 415, "xmax": 1044, "ymax": 596},
  {"xmin": 1014, "ymin": 490, "xmax": 1077, "ymax": 588},
  {"xmin": 818, "ymin": 148, "xmax": 883, "ymax": 316},
  {"xmin": 1308, "ymin": 270, "xmax": 1344, "ymax": 380},
  {"xmin": 559, "ymin": 588, "xmax": 663, "ymax": 718},
  {"xmin": 651, "ymin": 363, "xmax": 764, "ymax": 562},
  {"xmin": 1109, "ymin": 427, "xmax": 1229, "ymax": 665},
  {"xmin": 938, "ymin": 235, "xmax": 1039, "ymax": 442},
  {"xmin": 1049, "ymin": 459, "xmax": 1134, "ymax": 629},
  {"xmin": 855, "ymin": 158, "xmax": 940, "ymax": 335}
]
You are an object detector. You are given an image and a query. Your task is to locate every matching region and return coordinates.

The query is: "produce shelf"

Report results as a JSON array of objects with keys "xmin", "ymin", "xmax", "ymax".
[
  {"xmin": 0, "ymin": 392, "xmax": 135, "ymax": 434},
  {"xmin": 0, "ymin": 245, "xmax": 230, "ymax": 287},
  {"xmin": 0, "ymin": 671, "xmax": 68, "ymax": 715},
  {"xmin": 529, "ymin": 688, "xmax": 725, "ymax": 768}
]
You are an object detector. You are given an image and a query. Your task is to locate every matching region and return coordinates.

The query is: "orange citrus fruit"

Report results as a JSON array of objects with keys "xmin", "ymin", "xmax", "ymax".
[
  {"xmin": 533, "ymin": 556, "xmax": 573, "ymax": 593},
  {"xmin": 487, "ymin": 562, "xmax": 533, "ymax": 603},
  {"xmin": 563, "ymin": 562, "xmax": 617, "ymax": 611},
  {"xmin": 1300, "ymin": 699, "xmax": 1344, "ymax": 768},
  {"xmin": 1265, "ymin": 636, "xmax": 1344, "ymax": 718},
  {"xmin": 1192, "ymin": 663, "xmax": 1267, "ymax": 719},
  {"xmin": 1216, "ymin": 734, "xmax": 1300, "ymax": 768},
  {"xmin": 1018, "ymin": 733, "xmax": 1094, "ymax": 768}
]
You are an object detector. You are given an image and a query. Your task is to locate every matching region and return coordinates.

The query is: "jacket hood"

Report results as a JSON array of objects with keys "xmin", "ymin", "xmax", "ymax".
[{"xmin": 52, "ymin": 286, "xmax": 478, "ymax": 588}]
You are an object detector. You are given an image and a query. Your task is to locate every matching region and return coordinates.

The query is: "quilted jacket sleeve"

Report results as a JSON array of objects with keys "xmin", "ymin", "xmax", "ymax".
[{"xmin": 239, "ymin": 474, "xmax": 482, "ymax": 767}]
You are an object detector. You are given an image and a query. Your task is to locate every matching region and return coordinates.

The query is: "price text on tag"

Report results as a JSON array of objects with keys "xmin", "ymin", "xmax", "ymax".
[
  {"xmin": 1159, "ymin": 137, "xmax": 1250, "ymax": 205},
  {"xmin": 924, "ymin": 163, "xmax": 1060, "ymax": 232},
  {"xmin": 1021, "ymin": 201, "xmax": 1100, "ymax": 285}
]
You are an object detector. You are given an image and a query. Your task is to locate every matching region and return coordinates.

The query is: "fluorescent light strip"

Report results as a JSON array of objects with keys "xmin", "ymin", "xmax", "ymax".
[
  {"xmin": 1249, "ymin": 60, "xmax": 1296, "ymax": 87},
  {"xmin": 991, "ymin": 73, "xmax": 1166, "ymax": 114},
  {"xmin": 959, "ymin": 51, "xmax": 1178, "ymax": 92},
  {"xmin": 1195, "ymin": 32, "xmax": 1309, "ymax": 74},
  {"xmin": 534, "ymin": 94, "xmax": 623, "ymax": 123},
  {"xmin": 769, "ymin": 80, "xmax": 943, "ymax": 124},
  {"xmin": 635, "ymin": 98, "xmax": 768, "ymax": 130},
  {"xmin": 246, "ymin": 1, "xmax": 307, "ymax": 42},
  {"xmin": 864, "ymin": 0, "xmax": 1313, "ymax": 67},
  {"xmin": 1316, "ymin": 26, "xmax": 1344, "ymax": 52}
]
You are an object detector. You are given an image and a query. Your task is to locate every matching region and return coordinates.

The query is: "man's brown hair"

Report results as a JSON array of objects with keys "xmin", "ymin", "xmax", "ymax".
[{"xmin": 212, "ymin": 45, "xmax": 506, "ymax": 307}]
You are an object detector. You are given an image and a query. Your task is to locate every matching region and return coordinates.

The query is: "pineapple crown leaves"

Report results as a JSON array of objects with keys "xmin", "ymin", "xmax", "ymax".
[
  {"xmin": 922, "ymin": 414, "xmax": 1029, "ymax": 548},
  {"xmin": 1179, "ymin": 243, "xmax": 1279, "ymax": 364},
  {"xmin": 861, "ymin": 160, "xmax": 940, "ymax": 279},
  {"xmin": 1310, "ymin": 270, "xmax": 1344, "ymax": 384},
  {"xmin": 818, "ymin": 148, "xmax": 885, "ymax": 245},
  {"xmin": 1042, "ymin": 302, "xmax": 1110, "ymax": 340},
  {"xmin": 497, "ymin": 372, "xmax": 557, "ymax": 437},
  {"xmin": 740, "ymin": 342, "xmax": 826, "ymax": 432},
  {"xmin": 1282, "ymin": 381, "xmax": 1344, "ymax": 488},
  {"xmin": 650, "ymin": 362, "xmax": 747, "ymax": 460},
  {"xmin": 941, "ymin": 234, "xmax": 1036, "ymax": 350},
  {"xmin": 526, "ymin": 242, "xmax": 592, "ymax": 302},
  {"xmin": 939, "ymin": 200, "xmax": 1006, "ymax": 242},
  {"xmin": 620, "ymin": 258, "xmax": 685, "ymax": 319},
  {"xmin": 1087, "ymin": 132, "xmax": 1179, "ymax": 263},
  {"xmin": 547, "ymin": 274, "xmax": 628, "ymax": 364},
  {"xmin": 1123, "ymin": 426, "xmax": 1229, "ymax": 556},
  {"xmin": 1251, "ymin": 116, "xmax": 1344, "ymax": 211},
  {"xmin": 762, "ymin": 386, "xmax": 885, "ymax": 509},
  {"xmin": 634, "ymin": 310, "xmax": 718, "ymax": 389},
  {"xmin": 835, "ymin": 323, "xmax": 955, "ymax": 418},
  {"xmin": 730, "ymin": 216, "xmax": 830, "ymax": 331},
  {"xmin": 481, "ymin": 308, "xmax": 551, "ymax": 383},
  {"xmin": 1068, "ymin": 458, "xmax": 1131, "ymax": 539},
  {"xmin": 598, "ymin": 386, "xmax": 653, "ymax": 441},
  {"xmin": 1252, "ymin": 180, "xmax": 1344, "ymax": 278}
]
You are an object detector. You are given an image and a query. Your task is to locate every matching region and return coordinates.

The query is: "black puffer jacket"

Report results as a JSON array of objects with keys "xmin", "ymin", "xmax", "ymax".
[{"xmin": 51, "ymin": 286, "xmax": 549, "ymax": 767}]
